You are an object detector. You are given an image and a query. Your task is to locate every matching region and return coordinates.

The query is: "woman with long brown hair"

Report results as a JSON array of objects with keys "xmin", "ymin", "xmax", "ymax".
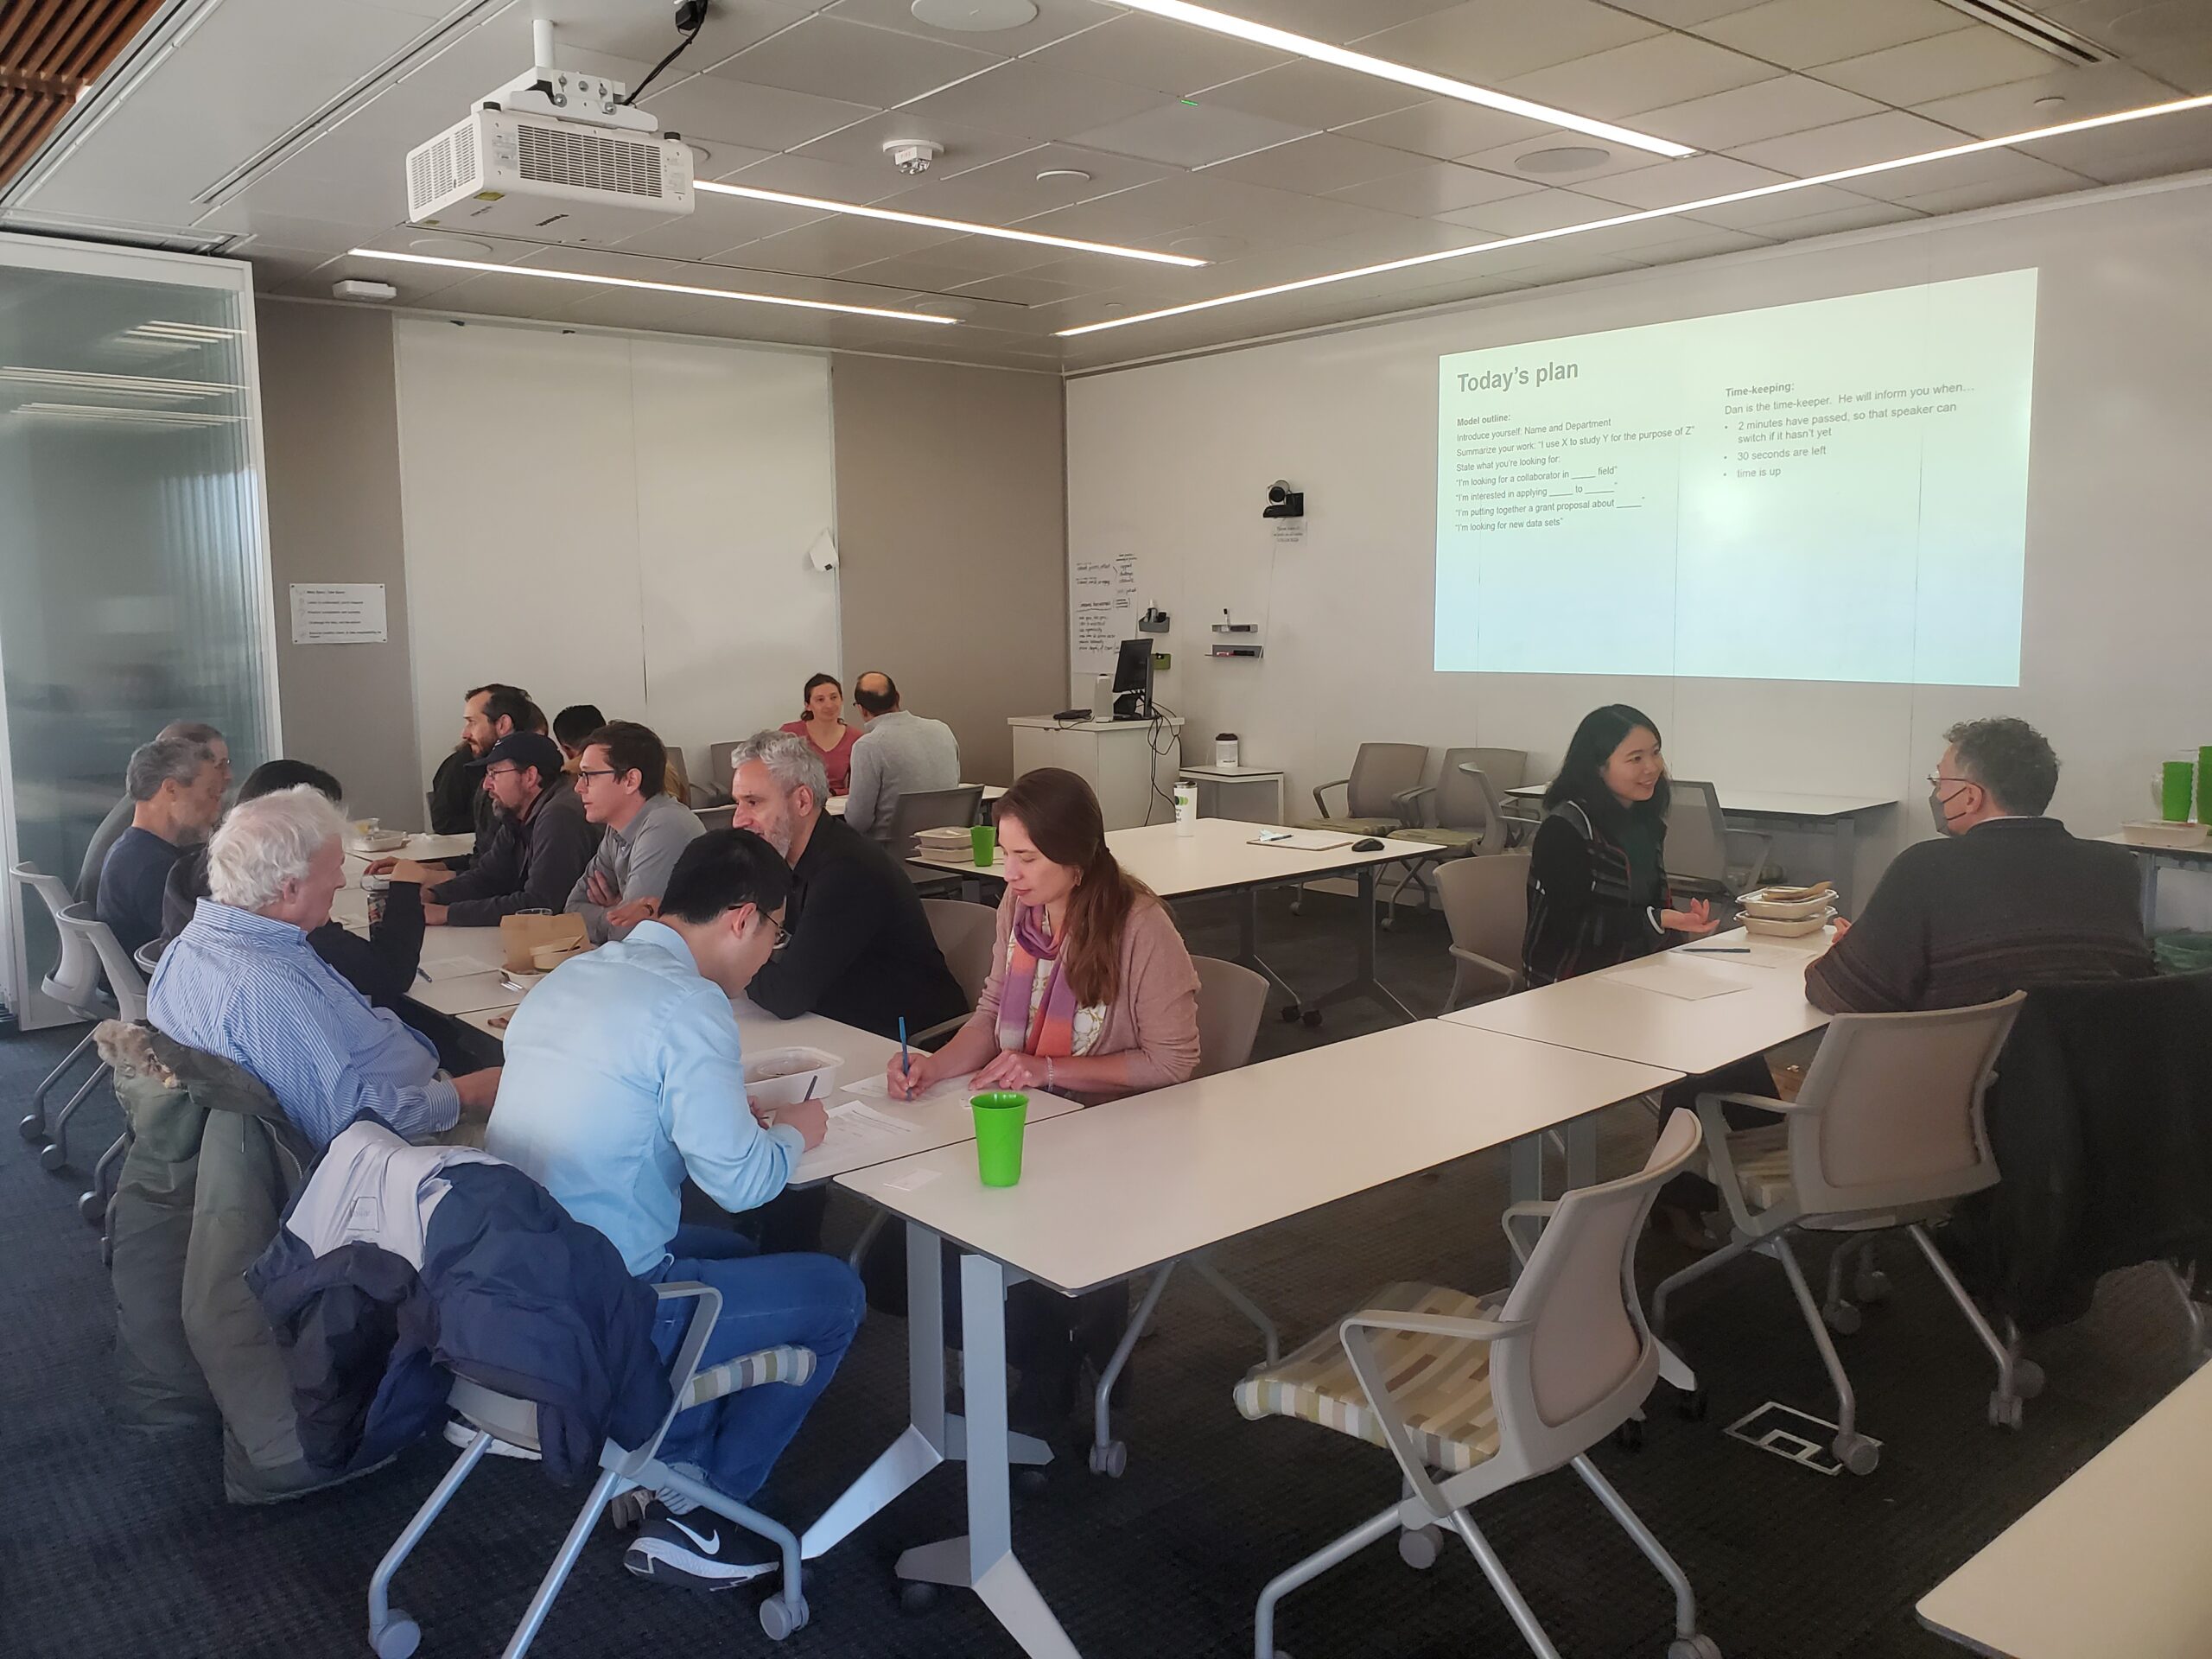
[{"xmin": 887, "ymin": 766, "xmax": 1199, "ymax": 1104}]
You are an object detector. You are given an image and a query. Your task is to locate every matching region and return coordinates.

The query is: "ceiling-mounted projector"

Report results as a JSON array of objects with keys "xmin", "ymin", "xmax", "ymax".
[{"xmin": 404, "ymin": 21, "xmax": 693, "ymax": 245}]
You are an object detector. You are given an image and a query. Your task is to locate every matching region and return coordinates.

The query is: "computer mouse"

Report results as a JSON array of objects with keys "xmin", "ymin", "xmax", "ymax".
[{"xmin": 1352, "ymin": 836, "xmax": 1385, "ymax": 851}]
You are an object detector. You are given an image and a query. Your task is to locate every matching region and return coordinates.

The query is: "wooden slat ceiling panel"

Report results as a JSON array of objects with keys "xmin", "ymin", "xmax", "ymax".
[{"xmin": 0, "ymin": 0, "xmax": 167, "ymax": 188}]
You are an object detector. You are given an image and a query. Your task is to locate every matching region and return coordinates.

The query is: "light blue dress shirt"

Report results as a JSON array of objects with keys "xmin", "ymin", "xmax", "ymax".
[
  {"xmin": 485, "ymin": 920, "xmax": 806, "ymax": 1275},
  {"xmin": 147, "ymin": 900, "xmax": 459, "ymax": 1149}
]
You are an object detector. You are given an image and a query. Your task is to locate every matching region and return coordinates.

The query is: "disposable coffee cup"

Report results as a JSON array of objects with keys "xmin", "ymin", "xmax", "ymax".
[{"xmin": 970, "ymin": 1091, "xmax": 1028, "ymax": 1186}]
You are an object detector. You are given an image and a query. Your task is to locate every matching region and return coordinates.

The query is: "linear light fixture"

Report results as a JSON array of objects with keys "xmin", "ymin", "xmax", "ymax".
[
  {"xmin": 1059, "ymin": 92, "xmax": 2212, "ymax": 338},
  {"xmin": 344, "ymin": 250, "xmax": 961, "ymax": 324},
  {"xmin": 694, "ymin": 180, "xmax": 1209, "ymax": 266},
  {"xmin": 1109, "ymin": 0, "xmax": 1694, "ymax": 158}
]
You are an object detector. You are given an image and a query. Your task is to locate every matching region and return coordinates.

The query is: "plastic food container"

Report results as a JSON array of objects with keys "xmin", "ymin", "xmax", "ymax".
[
  {"xmin": 1738, "ymin": 887, "xmax": 1836, "ymax": 921},
  {"xmin": 743, "ymin": 1046, "xmax": 841, "ymax": 1109},
  {"xmin": 1742, "ymin": 911, "xmax": 1834, "ymax": 938}
]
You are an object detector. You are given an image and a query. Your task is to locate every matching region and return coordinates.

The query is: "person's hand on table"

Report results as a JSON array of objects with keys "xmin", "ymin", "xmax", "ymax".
[
  {"xmin": 363, "ymin": 856, "xmax": 399, "ymax": 876},
  {"xmin": 886, "ymin": 1051, "xmax": 941, "ymax": 1100},
  {"xmin": 1661, "ymin": 899, "xmax": 1718, "ymax": 937},
  {"xmin": 971, "ymin": 1048, "xmax": 1048, "ymax": 1091},
  {"xmin": 607, "ymin": 895, "xmax": 659, "ymax": 930},
  {"xmin": 386, "ymin": 859, "xmax": 444, "ymax": 887},
  {"xmin": 454, "ymin": 1066, "xmax": 501, "ymax": 1114},
  {"xmin": 423, "ymin": 902, "xmax": 449, "ymax": 926}
]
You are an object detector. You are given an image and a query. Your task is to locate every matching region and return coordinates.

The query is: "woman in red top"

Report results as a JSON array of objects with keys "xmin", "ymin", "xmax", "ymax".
[{"xmin": 778, "ymin": 672, "xmax": 859, "ymax": 796}]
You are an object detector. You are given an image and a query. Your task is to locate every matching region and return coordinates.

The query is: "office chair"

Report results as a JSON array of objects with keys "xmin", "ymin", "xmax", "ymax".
[
  {"xmin": 1386, "ymin": 757, "xmax": 1523, "ymax": 918},
  {"xmin": 1236, "ymin": 1112, "xmax": 1720, "ymax": 1659},
  {"xmin": 10, "ymin": 864, "xmax": 114, "ymax": 1153},
  {"xmin": 1663, "ymin": 781, "xmax": 1771, "ymax": 900},
  {"xmin": 1436, "ymin": 851, "xmax": 1529, "ymax": 1012}
]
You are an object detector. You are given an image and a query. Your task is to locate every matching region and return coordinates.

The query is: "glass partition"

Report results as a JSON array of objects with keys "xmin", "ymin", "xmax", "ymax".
[{"xmin": 0, "ymin": 235, "xmax": 277, "ymax": 1027}]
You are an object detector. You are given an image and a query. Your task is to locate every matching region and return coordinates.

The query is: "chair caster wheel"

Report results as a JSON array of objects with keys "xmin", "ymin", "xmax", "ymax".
[
  {"xmin": 100, "ymin": 1233, "xmax": 114, "ymax": 1268},
  {"xmin": 1676, "ymin": 1389, "xmax": 1708, "ymax": 1423},
  {"xmin": 1987, "ymin": 1390, "xmax": 2025, "ymax": 1431},
  {"xmin": 1854, "ymin": 1267, "xmax": 1892, "ymax": 1304},
  {"xmin": 38, "ymin": 1141, "xmax": 67, "ymax": 1173},
  {"xmin": 2012, "ymin": 1360, "xmax": 2045, "ymax": 1400},
  {"xmin": 368, "ymin": 1611, "xmax": 421, "ymax": 1658},
  {"xmin": 1668, "ymin": 1635, "xmax": 1723, "ymax": 1659},
  {"xmin": 1613, "ymin": 1415, "xmax": 1645, "ymax": 1452},
  {"xmin": 1088, "ymin": 1440, "xmax": 1128, "ymax": 1478},
  {"xmin": 759, "ymin": 1592, "xmax": 808, "ymax": 1639},
  {"xmin": 1014, "ymin": 1466, "xmax": 1049, "ymax": 1497},
  {"xmin": 1301, "ymin": 1009, "xmax": 1322, "ymax": 1028},
  {"xmin": 1822, "ymin": 1301, "xmax": 1862, "ymax": 1336},
  {"xmin": 19, "ymin": 1114, "xmax": 46, "ymax": 1142},
  {"xmin": 1398, "ymin": 1526, "xmax": 1441, "ymax": 1570},
  {"xmin": 1279, "ymin": 1004, "xmax": 1302, "ymax": 1024},
  {"xmin": 79, "ymin": 1192, "xmax": 105, "ymax": 1225},
  {"xmin": 899, "ymin": 1580, "xmax": 939, "ymax": 1615},
  {"xmin": 1380, "ymin": 910, "xmax": 1395, "ymax": 931},
  {"xmin": 1835, "ymin": 1433, "xmax": 1879, "ymax": 1475}
]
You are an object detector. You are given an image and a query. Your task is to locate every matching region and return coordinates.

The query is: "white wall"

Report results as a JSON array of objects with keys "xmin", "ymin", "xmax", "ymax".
[
  {"xmin": 1066, "ymin": 175, "xmax": 2212, "ymax": 894},
  {"xmin": 392, "ymin": 319, "xmax": 839, "ymax": 788}
]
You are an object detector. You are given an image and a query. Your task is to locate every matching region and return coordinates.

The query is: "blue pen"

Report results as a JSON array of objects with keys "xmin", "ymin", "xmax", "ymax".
[{"xmin": 898, "ymin": 1016, "xmax": 910, "ymax": 1079}]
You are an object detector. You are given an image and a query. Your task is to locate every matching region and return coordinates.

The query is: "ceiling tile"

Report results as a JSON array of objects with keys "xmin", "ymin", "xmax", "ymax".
[
  {"xmin": 1577, "ymin": 152, "xmax": 1793, "ymax": 209},
  {"xmin": 1323, "ymin": 159, "xmax": 1542, "ymax": 215},
  {"xmin": 681, "ymin": 143, "xmax": 780, "ymax": 183},
  {"xmin": 711, "ymin": 15, "xmax": 1005, "ymax": 107},
  {"xmin": 1910, "ymin": 60, "xmax": 2187, "ymax": 139},
  {"xmin": 1353, "ymin": 1, "xmax": 1664, "ymax": 84},
  {"xmin": 884, "ymin": 230, "xmax": 1088, "ymax": 275},
  {"xmin": 834, "ymin": 251, "xmax": 1008, "ymax": 291},
  {"xmin": 1204, "ymin": 2, "xmax": 1465, "ymax": 45},
  {"xmin": 949, "ymin": 272, "xmax": 1093, "ymax": 304},
  {"xmin": 741, "ymin": 216, "xmax": 963, "ymax": 275},
  {"xmin": 1815, "ymin": 27, "xmax": 2069, "ymax": 106},
  {"xmin": 1835, "ymin": 144, "xmax": 2090, "ymax": 203},
  {"xmin": 1186, "ymin": 60, "xmax": 1433, "ymax": 130},
  {"xmin": 1501, "ymin": 33, "xmax": 1781, "ymax": 121},
  {"xmin": 1297, "ymin": 216, "xmax": 1497, "ymax": 264},
  {"xmin": 1634, "ymin": 75, "xmax": 1887, "ymax": 150},
  {"xmin": 639, "ymin": 76, "xmax": 878, "ymax": 153},
  {"xmin": 895, "ymin": 60, "xmax": 1174, "ymax": 141},
  {"xmin": 1693, "ymin": 0, "xmax": 1968, "ymax": 69},
  {"xmin": 1435, "ymin": 188, "xmax": 1630, "ymax": 236},
  {"xmin": 823, "ymin": 0, "xmax": 1108, "ymax": 54},
  {"xmin": 1729, "ymin": 109, "xmax": 1974, "ymax": 176},
  {"xmin": 786, "ymin": 110, "xmax": 1035, "ymax": 176},
  {"xmin": 2015, "ymin": 115, "xmax": 2212, "ymax": 183},
  {"xmin": 1685, "ymin": 180, "xmax": 1891, "ymax": 227},
  {"xmin": 1564, "ymin": 217, "xmax": 1770, "ymax": 258},
  {"xmin": 729, "ymin": 152, "xmax": 914, "ymax": 204},
  {"xmin": 557, "ymin": 1, "xmax": 815, "ymax": 64},
  {"xmin": 1452, "ymin": 132, "xmax": 1669, "ymax": 183},
  {"xmin": 953, "ymin": 143, "xmax": 1185, "ymax": 203},
  {"xmin": 1203, "ymin": 133, "xmax": 1419, "ymax": 193},
  {"xmin": 1027, "ymin": 12, "xmax": 1290, "ymax": 95},
  {"xmin": 1601, "ymin": 0, "xmax": 1770, "ymax": 23},
  {"xmin": 1336, "ymin": 97, "xmax": 1559, "ymax": 162},
  {"xmin": 1889, "ymin": 174, "xmax": 2088, "ymax": 215},
  {"xmin": 869, "ymin": 174, "xmax": 1073, "ymax": 227},
  {"xmin": 1013, "ymin": 188, "xmax": 1208, "ymax": 240},
  {"xmin": 1748, "ymin": 199, "xmax": 1924, "ymax": 238},
  {"xmin": 1066, "ymin": 102, "xmax": 1314, "ymax": 168},
  {"xmin": 610, "ymin": 206, "xmax": 804, "ymax": 261}
]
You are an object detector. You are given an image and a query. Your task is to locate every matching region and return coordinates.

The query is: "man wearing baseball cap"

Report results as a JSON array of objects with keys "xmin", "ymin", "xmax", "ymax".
[{"xmin": 421, "ymin": 731, "xmax": 596, "ymax": 926}]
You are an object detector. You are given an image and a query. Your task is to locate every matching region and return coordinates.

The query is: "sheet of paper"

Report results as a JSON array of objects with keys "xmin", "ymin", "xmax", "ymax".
[
  {"xmin": 811, "ymin": 1098, "xmax": 923, "ymax": 1155},
  {"xmin": 1248, "ymin": 830, "xmax": 1351, "ymax": 851},
  {"xmin": 842, "ymin": 1071, "xmax": 980, "ymax": 1103},
  {"xmin": 1611, "ymin": 962, "xmax": 1754, "ymax": 1001}
]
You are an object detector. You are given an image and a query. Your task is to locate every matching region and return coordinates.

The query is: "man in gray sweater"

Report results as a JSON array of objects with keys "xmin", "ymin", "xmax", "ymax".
[
  {"xmin": 845, "ymin": 671, "xmax": 960, "ymax": 842},
  {"xmin": 566, "ymin": 720, "xmax": 704, "ymax": 942}
]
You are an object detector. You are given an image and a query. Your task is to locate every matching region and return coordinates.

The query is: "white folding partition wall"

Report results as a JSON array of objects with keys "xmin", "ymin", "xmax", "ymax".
[
  {"xmin": 392, "ymin": 319, "xmax": 840, "ymax": 791},
  {"xmin": 0, "ymin": 233, "xmax": 280, "ymax": 1029}
]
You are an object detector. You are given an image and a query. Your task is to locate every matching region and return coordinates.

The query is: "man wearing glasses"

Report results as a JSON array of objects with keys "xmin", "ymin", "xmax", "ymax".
[
  {"xmin": 416, "ymin": 731, "xmax": 595, "ymax": 926},
  {"xmin": 566, "ymin": 719, "xmax": 703, "ymax": 943},
  {"xmin": 1805, "ymin": 716, "xmax": 2152, "ymax": 1013}
]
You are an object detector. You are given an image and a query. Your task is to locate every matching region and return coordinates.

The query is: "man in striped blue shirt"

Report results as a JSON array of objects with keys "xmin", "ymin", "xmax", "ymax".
[{"xmin": 149, "ymin": 786, "xmax": 501, "ymax": 1148}]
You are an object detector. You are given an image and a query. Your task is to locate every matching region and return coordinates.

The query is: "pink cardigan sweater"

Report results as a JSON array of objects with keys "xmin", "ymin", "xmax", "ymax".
[{"xmin": 964, "ymin": 888, "xmax": 1201, "ymax": 1103}]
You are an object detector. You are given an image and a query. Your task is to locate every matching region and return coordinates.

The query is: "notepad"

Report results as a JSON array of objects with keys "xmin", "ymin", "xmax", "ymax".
[
  {"xmin": 1247, "ymin": 830, "xmax": 1351, "ymax": 850},
  {"xmin": 843, "ymin": 1071, "xmax": 981, "ymax": 1103},
  {"xmin": 810, "ymin": 1099, "xmax": 922, "ymax": 1156},
  {"xmin": 1611, "ymin": 963, "xmax": 1753, "ymax": 1001}
]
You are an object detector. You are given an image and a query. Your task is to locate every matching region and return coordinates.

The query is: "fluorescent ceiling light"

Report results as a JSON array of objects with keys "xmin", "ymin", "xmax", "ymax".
[
  {"xmin": 695, "ymin": 180, "xmax": 1208, "ymax": 266},
  {"xmin": 1060, "ymin": 92, "xmax": 2212, "ymax": 338},
  {"xmin": 1109, "ymin": 0, "xmax": 1694, "ymax": 158},
  {"xmin": 345, "ymin": 250, "xmax": 959, "ymax": 324}
]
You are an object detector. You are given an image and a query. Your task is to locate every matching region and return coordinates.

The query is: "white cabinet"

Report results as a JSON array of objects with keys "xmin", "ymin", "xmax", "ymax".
[{"xmin": 1008, "ymin": 717, "xmax": 1184, "ymax": 831}]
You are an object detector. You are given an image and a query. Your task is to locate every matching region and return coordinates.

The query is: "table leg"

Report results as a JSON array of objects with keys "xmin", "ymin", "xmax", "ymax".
[
  {"xmin": 894, "ymin": 1251, "xmax": 1082, "ymax": 1659},
  {"xmin": 1236, "ymin": 885, "xmax": 1304, "ymax": 1014},
  {"xmin": 1309, "ymin": 867, "xmax": 1417, "ymax": 1025}
]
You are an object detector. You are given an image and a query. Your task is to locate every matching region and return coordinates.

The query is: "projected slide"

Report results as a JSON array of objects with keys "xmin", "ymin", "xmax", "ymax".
[{"xmin": 1434, "ymin": 269, "xmax": 2037, "ymax": 685}]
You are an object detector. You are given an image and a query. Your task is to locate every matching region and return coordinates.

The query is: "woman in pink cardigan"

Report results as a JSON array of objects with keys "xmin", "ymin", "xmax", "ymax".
[
  {"xmin": 878, "ymin": 766, "xmax": 1200, "ymax": 1432},
  {"xmin": 887, "ymin": 766, "xmax": 1200, "ymax": 1105}
]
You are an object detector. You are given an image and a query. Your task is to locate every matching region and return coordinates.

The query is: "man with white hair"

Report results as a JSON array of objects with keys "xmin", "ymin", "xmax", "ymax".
[
  {"xmin": 98, "ymin": 734, "xmax": 229, "ymax": 955},
  {"xmin": 149, "ymin": 785, "xmax": 500, "ymax": 1149}
]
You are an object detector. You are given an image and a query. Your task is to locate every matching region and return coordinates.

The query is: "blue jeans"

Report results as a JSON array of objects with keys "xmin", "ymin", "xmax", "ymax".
[{"xmin": 642, "ymin": 1224, "xmax": 864, "ymax": 1503}]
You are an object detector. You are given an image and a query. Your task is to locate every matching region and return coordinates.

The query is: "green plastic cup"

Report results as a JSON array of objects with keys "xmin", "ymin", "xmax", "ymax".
[
  {"xmin": 2198, "ymin": 747, "xmax": 2212, "ymax": 823},
  {"xmin": 970, "ymin": 823, "xmax": 997, "ymax": 868},
  {"xmin": 2164, "ymin": 760, "xmax": 2196, "ymax": 823},
  {"xmin": 970, "ymin": 1091, "xmax": 1028, "ymax": 1186}
]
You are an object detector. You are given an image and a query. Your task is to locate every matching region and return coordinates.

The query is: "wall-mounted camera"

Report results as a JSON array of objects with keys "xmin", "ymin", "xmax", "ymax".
[{"xmin": 1262, "ymin": 479, "xmax": 1304, "ymax": 519}]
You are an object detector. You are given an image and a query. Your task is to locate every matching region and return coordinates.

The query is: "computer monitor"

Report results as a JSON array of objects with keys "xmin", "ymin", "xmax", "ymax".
[{"xmin": 1110, "ymin": 637, "xmax": 1154, "ymax": 720}]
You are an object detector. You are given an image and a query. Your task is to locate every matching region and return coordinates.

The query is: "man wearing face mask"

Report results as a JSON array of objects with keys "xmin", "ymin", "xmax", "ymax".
[{"xmin": 1805, "ymin": 717, "xmax": 2152, "ymax": 1014}]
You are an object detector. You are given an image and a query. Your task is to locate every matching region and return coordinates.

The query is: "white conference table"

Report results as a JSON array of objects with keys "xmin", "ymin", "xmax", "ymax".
[
  {"xmin": 2096, "ymin": 829, "xmax": 2212, "ymax": 931},
  {"xmin": 1506, "ymin": 785, "xmax": 1895, "ymax": 909},
  {"xmin": 808, "ymin": 1019, "xmax": 1680, "ymax": 1656},
  {"xmin": 823, "ymin": 784, "xmax": 1005, "ymax": 819},
  {"xmin": 915, "ymin": 817, "xmax": 1438, "ymax": 1026},
  {"xmin": 1917, "ymin": 1363, "xmax": 2212, "ymax": 1658}
]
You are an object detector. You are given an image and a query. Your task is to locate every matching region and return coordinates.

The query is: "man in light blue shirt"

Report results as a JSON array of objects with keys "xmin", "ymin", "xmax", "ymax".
[
  {"xmin": 149, "ymin": 786, "xmax": 501, "ymax": 1148},
  {"xmin": 488, "ymin": 827, "xmax": 862, "ymax": 1592}
]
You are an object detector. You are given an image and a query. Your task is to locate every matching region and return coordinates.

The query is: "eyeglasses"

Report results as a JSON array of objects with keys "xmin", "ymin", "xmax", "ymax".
[
  {"xmin": 767, "ymin": 917, "xmax": 791, "ymax": 951},
  {"xmin": 484, "ymin": 765, "xmax": 520, "ymax": 780},
  {"xmin": 1926, "ymin": 773, "xmax": 1976, "ymax": 789},
  {"xmin": 575, "ymin": 767, "xmax": 620, "ymax": 783}
]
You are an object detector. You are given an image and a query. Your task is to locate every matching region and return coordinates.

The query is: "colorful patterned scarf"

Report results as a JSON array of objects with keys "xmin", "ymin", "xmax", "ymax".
[{"xmin": 995, "ymin": 904, "xmax": 1081, "ymax": 1058}]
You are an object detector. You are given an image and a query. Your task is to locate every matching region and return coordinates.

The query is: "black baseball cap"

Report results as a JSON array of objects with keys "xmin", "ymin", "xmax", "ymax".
[{"xmin": 469, "ymin": 730, "xmax": 565, "ymax": 782}]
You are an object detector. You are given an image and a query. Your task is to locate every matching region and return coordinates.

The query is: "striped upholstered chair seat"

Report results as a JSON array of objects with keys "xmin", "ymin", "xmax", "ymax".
[{"xmin": 1233, "ymin": 1282, "xmax": 1503, "ymax": 1474}]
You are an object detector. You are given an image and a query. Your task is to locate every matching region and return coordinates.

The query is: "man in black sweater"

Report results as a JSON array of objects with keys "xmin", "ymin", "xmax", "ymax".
[
  {"xmin": 728, "ymin": 729, "xmax": 965, "ymax": 1039},
  {"xmin": 1807, "ymin": 717, "xmax": 2152, "ymax": 1014}
]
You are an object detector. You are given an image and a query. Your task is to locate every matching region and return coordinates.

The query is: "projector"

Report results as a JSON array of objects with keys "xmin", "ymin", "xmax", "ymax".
[{"xmin": 405, "ymin": 27, "xmax": 693, "ymax": 245}]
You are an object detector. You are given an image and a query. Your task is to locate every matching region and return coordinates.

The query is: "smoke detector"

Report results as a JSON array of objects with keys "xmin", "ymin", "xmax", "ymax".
[{"xmin": 884, "ymin": 139, "xmax": 943, "ymax": 175}]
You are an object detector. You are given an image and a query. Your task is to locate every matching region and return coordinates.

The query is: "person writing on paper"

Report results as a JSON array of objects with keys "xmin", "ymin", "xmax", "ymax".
[
  {"xmin": 486, "ymin": 829, "xmax": 862, "ymax": 1591},
  {"xmin": 1805, "ymin": 717, "xmax": 2151, "ymax": 1014},
  {"xmin": 887, "ymin": 766, "xmax": 1202, "ymax": 1103},
  {"xmin": 779, "ymin": 672, "xmax": 859, "ymax": 797},
  {"xmin": 1522, "ymin": 704, "xmax": 1719, "ymax": 986}
]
